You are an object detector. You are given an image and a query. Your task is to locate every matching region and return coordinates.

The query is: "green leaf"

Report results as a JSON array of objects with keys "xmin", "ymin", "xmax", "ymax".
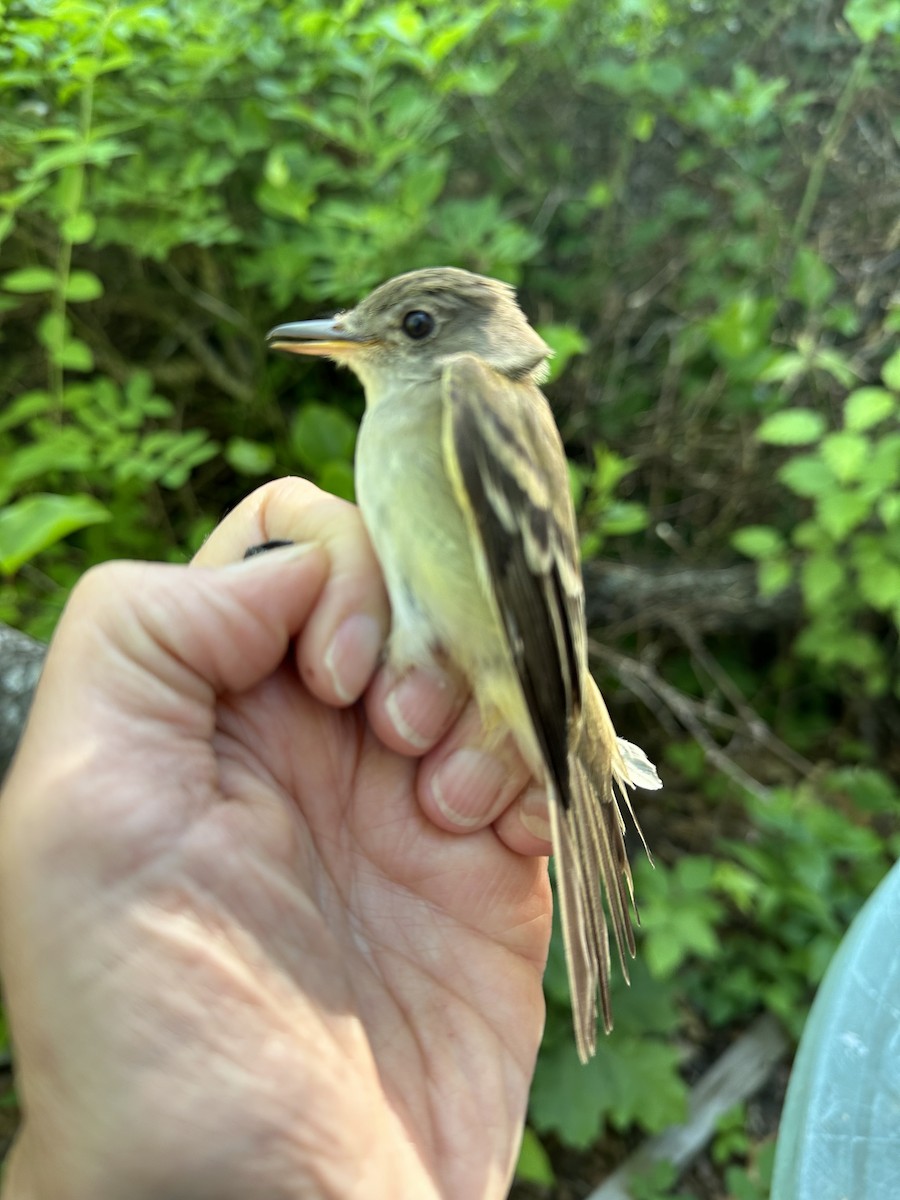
[
  {"xmin": 0, "ymin": 390, "xmax": 54, "ymax": 434},
  {"xmin": 530, "ymin": 1038, "xmax": 607, "ymax": 1148},
  {"xmin": 707, "ymin": 293, "xmax": 775, "ymax": 361},
  {"xmin": 760, "ymin": 352, "xmax": 807, "ymax": 384},
  {"xmin": 826, "ymin": 767, "xmax": 900, "ymax": 814},
  {"xmin": 816, "ymin": 491, "xmax": 873, "ymax": 541},
  {"xmin": 757, "ymin": 409, "xmax": 827, "ymax": 446},
  {"xmin": 426, "ymin": 15, "xmax": 482, "ymax": 63},
  {"xmin": 530, "ymin": 1034, "xmax": 686, "ymax": 1146},
  {"xmin": 62, "ymin": 211, "xmax": 97, "ymax": 244},
  {"xmin": 845, "ymin": 0, "xmax": 900, "ymax": 42},
  {"xmin": 514, "ymin": 1128, "xmax": 554, "ymax": 1185},
  {"xmin": 539, "ymin": 322, "xmax": 588, "ymax": 383},
  {"xmin": 777, "ymin": 455, "xmax": 834, "ymax": 497},
  {"xmin": 793, "ymin": 518, "xmax": 827, "ymax": 551},
  {"xmin": 638, "ymin": 857, "xmax": 722, "ymax": 977},
  {"xmin": 883, "ymin": 348, "xmax": 900, "ymax": 392},
  {"xmin": 0, "ymin": 494, "xmax": 111, "ymax": 574},
  {"xmin": 645, "ymin": 60, "xmax": 687, "ymax": 98},
  {"xmin": 844, "ymin": 387, "xmax": 896, "ymax": 431},
  {"xmin": 585, "ymin": 180, "xmax": 612, "ymax": 208},
  {"xmin": 631, "ymin": 111, "xmax": 656, "ymax": 142},
  {"xmin": 290, "ymin": 402, "xmax": 357, "ymax": 472},
  {"xmin": 801, "ymin": 554, "xmax": 844, "ymax": 610},
  {"xmin": 810, "ymin": 344, "xmax": 856, "ymax": 388},
  {"xmin": 36, "ymin": 311, "xmax": 67, "ymax": 348},
  {"xmin": 879, "ymin": 494, "xmax": 900, "ymax": 527},
  {"xmin": 858, "ymin": 561, "xmax": 900, "ymax": 611},
  {"xmin": 819, "ymin": 431, "xmax": 869, "ymax": 483},
  {"xmin": 599, "ymin": 501, "xmax": 649, "ymax": 536},
  {"xmin": 28, "ymin": 136, "xmax": 134, "ymax": 179},
  {"xmin": 732, "ymin": 525, "xmax": 784, "ymax": 559},
  {"xmin": 224, "ymin": 437, "xmax": 276, "ymax": 477},
  {"xmin": 53, "ymin": 338, "xmax": 94, "ymax": 372},
  {"xmin": 317, "ymin": 460, "xmax": 356, "ymax": 502},
  {"xmin": 65, "ymin": 270, "xmax": 104, "ymax": 302},
  {"xmin": 759, "ymin": 557, "xmax": 793, "ymax": 597},
  {"xmin": 2, "ymin": 267, "xmax": 57, "ymax": 294},
  {"xmin": 789, "ymin": 246, "xmax": 836, "ymax": 309}
]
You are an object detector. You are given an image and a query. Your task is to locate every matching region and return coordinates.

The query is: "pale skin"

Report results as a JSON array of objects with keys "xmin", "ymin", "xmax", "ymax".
[{"xmin": 0, "ymin": 478, "xmax": 556, "ymax": 1200}]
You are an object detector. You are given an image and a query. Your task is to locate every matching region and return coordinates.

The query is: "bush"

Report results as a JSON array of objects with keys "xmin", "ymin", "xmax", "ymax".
[{"xmin": 2, "ymin": 0, "xmax": 899, "ymax": 1190}]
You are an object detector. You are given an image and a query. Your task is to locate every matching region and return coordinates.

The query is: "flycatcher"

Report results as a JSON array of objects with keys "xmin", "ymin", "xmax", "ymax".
[{"xmin": 268, "ymin": 267, "xmax": 661, "ymax": 1062}]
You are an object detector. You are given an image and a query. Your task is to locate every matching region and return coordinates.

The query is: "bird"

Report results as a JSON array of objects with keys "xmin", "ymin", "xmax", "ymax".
[{"xmin": 267, "ymin": 267, "xmax": 661, "ymax": 1062}]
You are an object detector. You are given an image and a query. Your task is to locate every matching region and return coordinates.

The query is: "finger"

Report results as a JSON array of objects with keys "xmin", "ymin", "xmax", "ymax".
[
  {"xmin": 364, "ymin": 658, "xmax": 469, "ymax": 756},
  {"xmin": 414, "ymin": 700, "xmax": 534, "ymax": 831},
  {"xmin": 194, "ymin": 478, "xmax": 390, "ymax": 707},
  {"xmin": 493, "ymin": 786, "xmax": 554, "ymax": 857},
  {"xmin": 47, "ymin": 546, "xmax": 329, "ymax": 717}
]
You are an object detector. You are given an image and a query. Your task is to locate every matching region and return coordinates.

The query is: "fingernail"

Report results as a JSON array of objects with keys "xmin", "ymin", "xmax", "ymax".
[
  {"xmin": 431, "ymin": 748, "xmax": 508, "ymax": 827},
  {"xmin": 385, "ymin": 666, "xmax": 457, "ymax": 750},
  {"xmin": 224, "ymin": 543, "xmax": 315, "ymax": 569},
  {"xmin": 325, "ymin": 614, "xmax": 383, "ymax": 704},
  {"xmin": 520, "ymin": 786, "xmax": 552, "ymax": 841}
]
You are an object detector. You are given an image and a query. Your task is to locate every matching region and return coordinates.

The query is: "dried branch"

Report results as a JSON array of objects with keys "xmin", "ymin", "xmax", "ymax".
[{"xmin": 587, "ymin": 1014, "xmax": 789, "ymax": 1199}]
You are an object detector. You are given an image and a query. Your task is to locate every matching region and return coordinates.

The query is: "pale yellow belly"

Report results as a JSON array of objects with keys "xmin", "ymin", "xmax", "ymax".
[{"xmin": 355, "ymin": 394, "xmax": 537, "ymax": 761}]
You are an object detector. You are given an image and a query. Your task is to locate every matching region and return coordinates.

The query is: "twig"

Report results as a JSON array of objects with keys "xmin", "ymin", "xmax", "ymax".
[
  {"xmin": 790, "ymin": 44, "xmax": 872, "ymax": 251},
  {"xmin": 592, "ymin": 642, "xmax": 773, "ymax": 800},
  {"xmin": 679, "ymin": 627, "xmax": 815, "ymax": 776},
  {"xmin": 160, "ymin": 260, "xmax": 253, "ymax": 332},
  {"xmin": 587, "ymin": 1014, "xmax": 789, "ymax": 1199}
]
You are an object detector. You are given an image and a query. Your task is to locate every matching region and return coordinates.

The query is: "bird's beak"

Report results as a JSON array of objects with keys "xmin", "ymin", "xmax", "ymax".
[{"xmin": 266, "ymin": 318, "xmax": 367, "ymax": 358}]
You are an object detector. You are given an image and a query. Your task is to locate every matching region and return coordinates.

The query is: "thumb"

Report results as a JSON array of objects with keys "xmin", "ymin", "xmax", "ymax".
[{"xmin": 16, "ymin": 544, "xmax": 329, "ymax": 769}]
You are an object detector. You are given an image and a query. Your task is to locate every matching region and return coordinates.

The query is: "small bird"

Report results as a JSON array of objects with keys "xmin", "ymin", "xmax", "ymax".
[{"xmin": 268, "ymin": 267, "xmax": 661, "ymax": 1062}]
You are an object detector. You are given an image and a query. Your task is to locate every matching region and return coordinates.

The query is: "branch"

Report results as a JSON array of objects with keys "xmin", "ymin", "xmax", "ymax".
[
  {"xmin": 587, "ymin": 1014, "xmax": 789, "ymax": 1199},
  {"xmin": 583, "ymin": 561, "xmax": 801, "ymax": 636}
]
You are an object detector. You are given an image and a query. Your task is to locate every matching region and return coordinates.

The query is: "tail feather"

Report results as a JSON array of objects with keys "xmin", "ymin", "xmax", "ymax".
[
  {"xmin": 548, "ymin": 790, "xmax": 599, "ymax": 1063},
  {"xmin": 555, "ymin": 676, "xmax": 659, "ymax": 1063}
]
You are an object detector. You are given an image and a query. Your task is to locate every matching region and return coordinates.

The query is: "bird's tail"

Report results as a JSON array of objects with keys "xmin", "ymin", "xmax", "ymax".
[{"xmin": 551, "ymin": 677, "xmax": 661, "ymax": 1062}]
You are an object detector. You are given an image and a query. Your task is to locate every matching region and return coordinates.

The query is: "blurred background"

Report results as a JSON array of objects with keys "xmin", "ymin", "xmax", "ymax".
[{"xmin": 1, "ymin": 0, "xmax": 899, "ymax": 1195}]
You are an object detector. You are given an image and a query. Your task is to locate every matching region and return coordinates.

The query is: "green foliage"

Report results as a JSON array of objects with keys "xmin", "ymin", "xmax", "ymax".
[
  {"xmin": 734, "ymin": 360, "xmax": 900, "ymax": 692},
  {"xmin": 0, "ymin": 492, "xmax": 110, "ymax": 575},
  {"xmin": 722, "ymin": 1141, "xmax": 776, "ymax": 1200},
  {"xmin": 628, "ymin": 1161, "xmax": 699, "ymax": 1200},
  {"xmin": 532, "ymin": 910, "xmax": 687, "ymax": 1146},
  {"xmin": 3, "ymin": 0, "xmax": 900, "ymax": 1186},
  {"xmin": 692, "ymin": 773, "xmax": 899, "ymax": 1034},
  {"xmin": 0, "ymin": 367, "xmax": 219, "ymax": 634},
  {"xmin": 289, "ymin": 401, "xmax": 357, "ymax": 501},
  {"xmin": 635, "ymin": 856, "xmax": 723, "ymax": 978},
  {"xmin": 712, "ymin": 1109, "xmax": 776, "ymax": 1200},
  {"xmin": 1, "ymin": 0, "xmax": 558, "ymax": 629},
  {"xmin": 540, "ymin": 322, "xmax": 588, "ymax": 384},
  {"xmin": 573, "ymin": 445, "xmax": 649, "ymax": 558},
  {"xmin": 514, "ymin": 1127, "xmax": 556, "ymax": 1186},
  {"xmin": 530, "ymin": 765, "xmax": 897, "ymax": 1151}
]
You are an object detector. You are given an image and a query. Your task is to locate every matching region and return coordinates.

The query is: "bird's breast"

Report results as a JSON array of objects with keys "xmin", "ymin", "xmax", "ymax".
[{"xmin": 354, "ymin": 391, "xmax": 502, "ymax": 667}]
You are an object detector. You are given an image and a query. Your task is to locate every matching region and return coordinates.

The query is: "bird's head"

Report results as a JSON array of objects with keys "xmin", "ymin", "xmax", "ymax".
[{"xmin": 267, "ymin": 267, "xmax": 552, "ymax": 395}]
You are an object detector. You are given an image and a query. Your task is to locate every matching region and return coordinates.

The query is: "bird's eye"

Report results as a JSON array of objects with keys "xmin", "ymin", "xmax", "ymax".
[{"xmin": 401, "ymin": 310, "xmax": 435, "ymax": 340}]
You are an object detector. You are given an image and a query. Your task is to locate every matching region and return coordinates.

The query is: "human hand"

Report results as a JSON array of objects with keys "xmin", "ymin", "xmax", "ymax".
[{"xmin": 0, "ymin": 479, "xmax": 552, "ymax": 1200}]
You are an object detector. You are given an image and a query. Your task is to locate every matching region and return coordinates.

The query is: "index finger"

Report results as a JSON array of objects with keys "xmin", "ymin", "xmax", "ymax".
[{"xmin": 194, "ymin": 477, "xmax": 390, "ymax": 707}]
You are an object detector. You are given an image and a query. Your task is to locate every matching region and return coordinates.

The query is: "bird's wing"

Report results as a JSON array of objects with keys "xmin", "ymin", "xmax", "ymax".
[
  {"xmin": 441, "ymin": 353, "xmax": 659, "ymax": 1060},
  {"xmin": 442, "ymin": 354, "xmax": 609, "ymax": 1056},
  {"xmin": 440, "ymin": 353, "xmax": 586, "ymax": 798}
]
